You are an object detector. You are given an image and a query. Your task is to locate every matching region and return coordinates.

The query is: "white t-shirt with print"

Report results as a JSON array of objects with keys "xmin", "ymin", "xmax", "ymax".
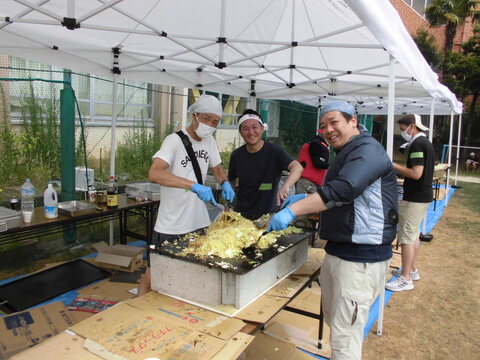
[{"xmin": 152, "ymin": 130, "xmax": 221, "ymax": 234}]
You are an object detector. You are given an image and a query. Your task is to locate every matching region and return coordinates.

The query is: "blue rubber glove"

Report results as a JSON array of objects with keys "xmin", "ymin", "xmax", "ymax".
[
  {"xmin": 221, "ymin": 181, "xmax": 235, "ymax": 202},
  {"xmin": 267, "ymin": 206, "xmax": 296, "ymax": 232},
  {"xmin": 191, "ymin": 183, "xmax": 217, "ymax": 205},
  {"xmin": 280, "ymin": 193, "xmax": 307, "ymax": 209}
]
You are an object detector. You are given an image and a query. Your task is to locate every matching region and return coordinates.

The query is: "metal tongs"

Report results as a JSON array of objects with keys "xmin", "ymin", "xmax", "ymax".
[{"xmin": 210, "ymin": 200, "xmax": 232, "ymax": 213}]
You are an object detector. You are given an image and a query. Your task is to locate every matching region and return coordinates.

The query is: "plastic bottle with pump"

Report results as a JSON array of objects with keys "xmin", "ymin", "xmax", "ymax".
[
  {"xmin": 43, "ymin": 183, "xmax": 58, "ymax": 219},
  {"xmin": 106, "ymin": 176, "xmax": 118, "ymax": 208},
  {"xmin": 20, "ymin": 178, "xmax": 35, "ymax": 223}
]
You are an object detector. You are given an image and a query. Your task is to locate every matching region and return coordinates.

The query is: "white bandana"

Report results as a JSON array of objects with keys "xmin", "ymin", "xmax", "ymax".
[
  {"xmin": 187, "ymin": 94, "xmax": 223, "ymax": 118},
  {"xmin": 238, "ymin": 113, "xmax": 269, "ymax": 131}
]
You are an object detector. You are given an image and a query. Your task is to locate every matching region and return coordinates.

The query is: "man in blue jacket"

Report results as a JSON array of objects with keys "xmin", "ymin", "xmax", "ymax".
[{"xmin": 268, "ymin": 101, "xmax": 398, "ymax": 360}]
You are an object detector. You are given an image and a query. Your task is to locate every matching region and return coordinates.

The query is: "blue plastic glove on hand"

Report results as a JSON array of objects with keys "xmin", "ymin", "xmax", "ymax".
[
  {"xmin": 221, "ymin": 181, "xmax": 235, "ymax": 202},
  {"xmin": 280, "ymin": 193, "xmax": 307, "ymax": 209},
  {"xmin": 191, "ymin": 183, "xmax": 216, "ymax": 205},
  {"xmin": 267, "ymin": 206, "xmax": 296, "ymax": 232}
]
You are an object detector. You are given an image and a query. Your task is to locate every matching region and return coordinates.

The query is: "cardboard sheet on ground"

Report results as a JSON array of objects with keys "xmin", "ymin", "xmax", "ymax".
[
  {"xmin": 125, "ymin": 291, "xmax": 245, "ymax": 341},
  {"xmin": 293, "ymin": 248, "xmax": 325, "ymax": 277},
  {"xmin": 264, "ymin": 309, "xmax": 331, "ymax": 358},
  {"xmin": 10, "ymin": 332, "xmax": 101, "ymax": 360},
  {"xmin": 242, "ymin": 332, "xmax": 317, "ymax": 360},
  {"xmin": 287, "ymin": 282, "xmax": 321, "ymax": 315},
  {"xmin": 210, "ymin": 332, "xmax": 253, "ymax": 360},
  {"xmin": 0, "ymin": 302, "xmax": 78, "ymax": 360},
  {"xmin": 70, "ymin": 302, "xmax": 226, "ymax": 360},
  {"xmin": 235, "ymin": 295, "xmax": 290, "ymax": 324},
  {"xmin": 77, "ymin": 278, "xmax": 137, "ymax": 302}
]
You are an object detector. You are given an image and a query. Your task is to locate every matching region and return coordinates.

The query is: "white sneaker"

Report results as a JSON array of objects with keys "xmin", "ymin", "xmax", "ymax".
[
  {"xmin": 385, "ymin": 276, "xmax": 414, "ymax": 292},
  {"xmin": 391, "ymin": 267, "xmax": 420, "ymax": 281}
]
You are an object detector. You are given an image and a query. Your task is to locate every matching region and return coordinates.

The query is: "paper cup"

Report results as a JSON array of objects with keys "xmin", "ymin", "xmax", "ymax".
[{"xmin": 22, "ymin": 211, "xmax": 34, "ymax": 223}]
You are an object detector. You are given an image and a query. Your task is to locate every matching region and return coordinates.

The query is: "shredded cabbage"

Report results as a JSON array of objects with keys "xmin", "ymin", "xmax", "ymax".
[{"xmin": 179, "ymin": 211, "xmax": 302, "ymax": 259}]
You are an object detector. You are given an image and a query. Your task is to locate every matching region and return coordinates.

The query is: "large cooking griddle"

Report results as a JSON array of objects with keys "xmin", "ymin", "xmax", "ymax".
[{"xmin": 151, "ymin": 231, "xmax": 311, "ymax": 275}]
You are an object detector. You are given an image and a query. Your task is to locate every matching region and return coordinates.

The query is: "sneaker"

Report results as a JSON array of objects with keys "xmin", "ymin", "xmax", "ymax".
[
  {"xmin": 391, "ymin": 267, "xmax": 420, "ymax": 281},
  {"xmin": 385, "ymin": 276, "xmax": 414, "ymax": 292}
]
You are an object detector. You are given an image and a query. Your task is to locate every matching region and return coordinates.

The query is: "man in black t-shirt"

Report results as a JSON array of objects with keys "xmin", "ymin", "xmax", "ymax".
[
  {"xmin": 228, "ymin": 109, "xmax": 303, "ymax": 220},
  {"xmin": 386, "ymin": 114, "xmax": 435, "ymax": 292}
]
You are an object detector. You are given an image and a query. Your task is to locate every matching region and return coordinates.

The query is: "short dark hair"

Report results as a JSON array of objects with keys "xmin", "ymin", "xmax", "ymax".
[{"xmin": 397, "ymin": 114, "xmax": 416, "ymax": 126}]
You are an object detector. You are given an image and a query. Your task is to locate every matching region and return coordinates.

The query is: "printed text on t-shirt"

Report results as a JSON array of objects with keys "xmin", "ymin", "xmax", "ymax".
[{"xmin": 181, "ymin": 150, "xmax": 210, "ymax": 167}]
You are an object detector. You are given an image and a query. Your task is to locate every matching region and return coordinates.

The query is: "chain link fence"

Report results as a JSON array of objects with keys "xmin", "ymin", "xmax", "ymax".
[{"xmin": 0, "ymin": 56, "xmax": 319, "ymax": 204}]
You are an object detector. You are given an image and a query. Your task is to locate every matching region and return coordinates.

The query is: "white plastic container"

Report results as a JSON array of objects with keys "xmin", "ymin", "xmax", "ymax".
[{"xmin": 43, "ymin": 183, "xmax": 58, "ymax": 219}]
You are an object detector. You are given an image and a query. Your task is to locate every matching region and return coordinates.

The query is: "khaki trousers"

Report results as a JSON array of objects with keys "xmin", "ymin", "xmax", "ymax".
[{"xmin": 320, "ymin": 253, "xmax": 388, "ymax": 360}]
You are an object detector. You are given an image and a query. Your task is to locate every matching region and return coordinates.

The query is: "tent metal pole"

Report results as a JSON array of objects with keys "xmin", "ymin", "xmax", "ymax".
[
  {"xmin": 67, "ymin": 0, "xmax": 75, "ymax": 18},
  {"xmin": 386, "ymin": 54, "xmax": 395, "ymax": 160},
  {"xmin": 454, "ymin": 114, "xmax": 462, "ymax": 186},
  {"xmin": 15, "ymin": 0, "xmax": 63, "ymax": 21},
  {"xmin": 109, "ymin": 71, "xmax": 119, "ymax": 247},
  {"xmin": 218, "ymin": 0, "xmax": 226, "ymax": 65},
  {"xmin": 110, "ymin": 74, "xmax": 118, "ymax": 178},
  {"xmin": 77, "ymin": 0, "xmax": 123, "ymax": 23},
  {"xmin": 316, "ymin": 98, "xmax": 321, "ymax": 131},
  {"xmin": 428, "ymin": 98, "xmax": 435, "ymax": 143},
  {"xmin": 445, "ymin": 111, "xmax": 454, "ymax": 206},
  {"xmin": 289, "ymin": 0, "xmax": 296, "ymax": 85}
]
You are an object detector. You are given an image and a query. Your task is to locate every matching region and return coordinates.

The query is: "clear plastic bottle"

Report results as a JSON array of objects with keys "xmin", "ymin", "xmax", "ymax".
[
  {"xmin": 106, "ymin": 176, "xmax": 118, "ymax": 208},
  {"xmin": 20, "ymin": 178, "xmax": 35, "ymax": 223},
  {"xmin": 43, "ymin": 183, "xmax": 58, "ymax": 219}
]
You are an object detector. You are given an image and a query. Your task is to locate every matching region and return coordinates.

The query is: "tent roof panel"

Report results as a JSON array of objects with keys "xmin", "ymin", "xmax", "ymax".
[{"xmin": 0, "ymin": 0, "xmax": 462, "ymax": 114}]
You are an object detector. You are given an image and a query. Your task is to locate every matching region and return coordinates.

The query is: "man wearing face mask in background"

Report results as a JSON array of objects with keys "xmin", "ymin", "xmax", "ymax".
[
  {"xmin": 386, "ymin": 114, "xmax": 434, "ymax": 292},
  {"xmin": 137, "ymin": 94, "xmax": 235, "ymax": 296}
]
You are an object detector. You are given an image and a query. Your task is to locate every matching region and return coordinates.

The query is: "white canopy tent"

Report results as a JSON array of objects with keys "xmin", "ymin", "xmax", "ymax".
[
  {"xmin": 0, "ymin": 0, "xmax": 464, "ymax": 339},
  {"xmin": 0, "ymin": 0, "xmax": 463, "ymax": 174},
  {"xmin": 0, "ymin": 0, "xmax": 463, "ymax": 187}
]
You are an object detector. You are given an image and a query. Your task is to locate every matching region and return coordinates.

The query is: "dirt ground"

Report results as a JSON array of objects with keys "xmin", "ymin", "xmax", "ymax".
[{"xmin": 362, "ymin": 182, "xmax": 480, "ymax": 360}]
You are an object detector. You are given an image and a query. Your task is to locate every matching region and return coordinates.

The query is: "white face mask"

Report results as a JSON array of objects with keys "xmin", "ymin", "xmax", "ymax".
[
  {"xmin": 195, "ymin": 115, "xmax": 217, "ymax": 139},
  {"xmin": 401, "ymin": 125, "xmax": 412, "ymax": 142}
]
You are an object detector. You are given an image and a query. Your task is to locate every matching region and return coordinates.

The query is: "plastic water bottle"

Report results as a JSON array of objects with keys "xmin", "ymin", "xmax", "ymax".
[
  {"xmin": 106, "ymin": 176, "xmax": 118, "ymax": 208},
  {"xmin": 20, "ymin": 178, "xmax": 35, "ymax": 223},
  {"xmin": 43, "ymin": 183, "xmax": 58, "ymax": 219}
]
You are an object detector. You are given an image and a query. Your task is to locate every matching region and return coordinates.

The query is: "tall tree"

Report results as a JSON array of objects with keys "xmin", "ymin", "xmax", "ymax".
[
  {"xmin": 425, "ymin": 0, "xmax": 479, "ymax": 52},
  {"xmin": 413, "ymin": 29, "xmax": 443, "ymax": 72},
  {"xmin": 442, "ymin": 24, "xmax": 480, "ymax": 146}
]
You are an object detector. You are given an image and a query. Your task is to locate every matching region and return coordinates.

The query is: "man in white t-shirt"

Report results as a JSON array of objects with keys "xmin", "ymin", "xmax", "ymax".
[{"xmin": 138, "ymin": 94, "xmax": 235, "ymax": 295}]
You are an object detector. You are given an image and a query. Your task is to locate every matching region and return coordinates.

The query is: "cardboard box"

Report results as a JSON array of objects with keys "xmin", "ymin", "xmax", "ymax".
[
  {"xmin": 92, "ymin": 242, "xmax": 145, "ymax": 272},
  {"xmin": 0, "ymin": 302, "xmax": 78, "ymax": 360}
]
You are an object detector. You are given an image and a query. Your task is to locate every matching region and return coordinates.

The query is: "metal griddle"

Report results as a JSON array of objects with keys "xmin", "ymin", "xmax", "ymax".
[{"xmin": 151, "ymin": 231, "xmax": 311, "ymax": 275}]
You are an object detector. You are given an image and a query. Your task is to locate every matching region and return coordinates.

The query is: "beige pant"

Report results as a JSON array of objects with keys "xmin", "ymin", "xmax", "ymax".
[
  {"xmin": 397, "ymin": 201, "xmax": 430, "ymax": 245},
  {"xmin": 320, "ymin": 253, "xmax": 389, "ymax": 360}
]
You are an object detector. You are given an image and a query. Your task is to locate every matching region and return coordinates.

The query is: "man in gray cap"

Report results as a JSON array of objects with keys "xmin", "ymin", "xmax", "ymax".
[
  {"xmin": 386, "ymin": 114, "xmax": 434, "ymax": 292},
  {"xmin": 269, "ymin": 101, "xmax": 398, "ymax": 360},
  {"xmin": 138, "ymin": 94, "xmax": 235, "ymax": 295}
]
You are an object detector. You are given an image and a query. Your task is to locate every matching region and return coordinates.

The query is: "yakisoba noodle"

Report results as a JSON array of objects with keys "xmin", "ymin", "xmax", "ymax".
[{"xmin": 180, "ymin": 211, "xmax": 302, "ymax": 259}]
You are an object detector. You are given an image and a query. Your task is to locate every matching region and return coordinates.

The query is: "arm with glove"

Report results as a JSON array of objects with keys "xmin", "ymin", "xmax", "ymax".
[
  {"xmin": 211, "ymin": 164, "xmax": 235, "ymax": 203},
  {"xmin": 268, "ymin": 192, "xmax": 327, "ymax": 231}
]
